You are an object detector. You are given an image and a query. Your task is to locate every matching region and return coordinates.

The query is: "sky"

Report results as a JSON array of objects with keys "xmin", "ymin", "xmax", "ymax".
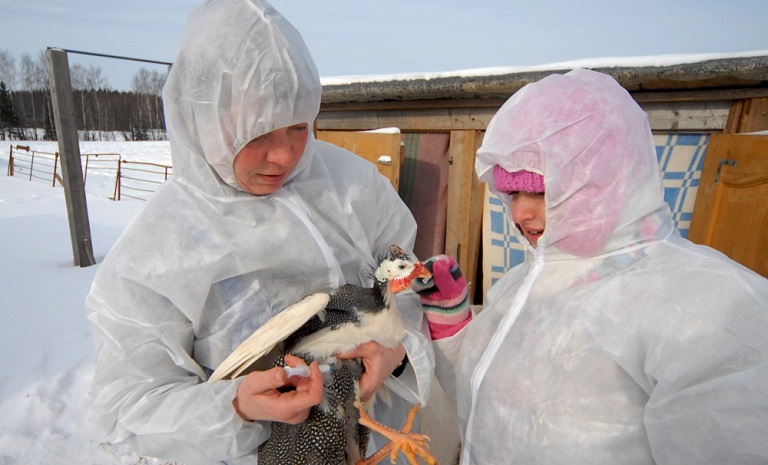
[
  {"xmin": 0, "ymin": 140, "xmax": 173, "ymax": 464},
  {"xmin": 2, "ymin": 0, "xmax": 768, "ymax": 90}
]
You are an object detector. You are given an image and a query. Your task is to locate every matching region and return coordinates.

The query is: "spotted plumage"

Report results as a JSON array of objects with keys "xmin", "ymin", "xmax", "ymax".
[
  {"xmin": 258, "ymin": 359, "xmax": 368, "ymax": 464},
  {"xmin": 211, "ymin": 245, "xmax": 430, "ymax": 465}
]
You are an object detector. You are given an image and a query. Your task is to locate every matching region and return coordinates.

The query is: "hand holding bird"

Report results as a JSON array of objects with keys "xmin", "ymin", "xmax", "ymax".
[
  {"xmin": 337, "ymin": 341, "xmax": 407, "ymax": 403},
  {"xmin": 233, "ymin": 354, "xmax": 325, "ymax": 423}
]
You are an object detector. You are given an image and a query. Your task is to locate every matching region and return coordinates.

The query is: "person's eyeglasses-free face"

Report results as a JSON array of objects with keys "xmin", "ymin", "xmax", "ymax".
[
  {"xmin": 510, "ymin": 191, "xmax": 546, "ymax": 248},
  {"xmin": 233, "ymin": 123, "xmax": 309, "ymax": 195}
]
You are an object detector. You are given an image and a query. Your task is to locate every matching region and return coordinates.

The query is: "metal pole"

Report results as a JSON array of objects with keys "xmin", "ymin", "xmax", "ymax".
[{"xmin": 45, "ymin": 48, "xmax": 96, "ymax": 267}]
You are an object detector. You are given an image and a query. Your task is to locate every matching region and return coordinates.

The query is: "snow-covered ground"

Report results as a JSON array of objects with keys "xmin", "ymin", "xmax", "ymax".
[{"xmin": 0, "ymin": 140, "xmax": 172, "ymax": 464}]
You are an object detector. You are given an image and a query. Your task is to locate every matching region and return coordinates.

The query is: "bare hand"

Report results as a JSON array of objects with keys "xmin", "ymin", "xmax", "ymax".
[
  {"xmin": 338, "ymin": 342, "xmax": 406, "ymax": 402},
  {"xmin": 233, "ymin": 354, "xmax": 324, "ymax": 423}
]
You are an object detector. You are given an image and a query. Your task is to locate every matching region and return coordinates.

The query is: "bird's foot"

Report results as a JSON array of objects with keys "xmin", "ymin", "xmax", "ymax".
[{"xmin": 354, "ymin": 401, "xmax": 438, "ymax": 465}]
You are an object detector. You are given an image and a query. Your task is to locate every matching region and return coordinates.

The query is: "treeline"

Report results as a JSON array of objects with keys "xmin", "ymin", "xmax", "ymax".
[
  {"xmin": 0, "ymin": 49, "xmax": 167, "ymax": 142},
  {"xmin": 8, "ymin": 86, "xmax": 166, "ymax": 142}
]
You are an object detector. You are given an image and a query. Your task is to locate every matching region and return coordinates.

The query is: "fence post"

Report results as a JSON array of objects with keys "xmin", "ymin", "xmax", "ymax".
[
  {"xmin": 45, "ymin": 48, "xmax": 96, "ymax": 267},
  {"xmin": 7, "ymin": 145, "xmax": 13, "ymax": 176},
  {"xmin": 53, "ymin": 152, "xmax": 59, "ymax": 187},
  {"xmin": 83, "ymin": 153, "xmax": 89, "ymax": 187},
  {"xmin": 113, "ymin": 157, "xmax": 121, "ymax": 201}
]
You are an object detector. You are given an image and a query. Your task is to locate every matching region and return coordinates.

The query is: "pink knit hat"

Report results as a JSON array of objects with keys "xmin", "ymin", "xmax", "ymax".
[{"xmin": 493, "ymin": 165, "xmax": 545, "ymax": 194}]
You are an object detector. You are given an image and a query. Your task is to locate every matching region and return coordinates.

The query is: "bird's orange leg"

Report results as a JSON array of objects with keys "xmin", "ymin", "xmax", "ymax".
[{"xmin": 355, "ymin": 402, "xmax": 438, "ymax": 465}]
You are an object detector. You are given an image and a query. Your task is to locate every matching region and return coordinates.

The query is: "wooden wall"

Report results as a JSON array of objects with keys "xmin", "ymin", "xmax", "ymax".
[{"xmin": 317, "ymin": 85, "xmax": 768, "ymax": 301}]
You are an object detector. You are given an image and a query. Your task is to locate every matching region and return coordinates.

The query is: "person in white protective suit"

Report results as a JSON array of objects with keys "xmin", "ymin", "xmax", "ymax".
[
  {"xmin": 414, "ymin": 68, "xmax": 768, "ymax": 464},
  {"xmin": 85, "ymin": 0, "xmax": 434, "ymax": 463}
]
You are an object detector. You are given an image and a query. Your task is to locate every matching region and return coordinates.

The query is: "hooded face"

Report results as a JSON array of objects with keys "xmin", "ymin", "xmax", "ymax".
[
  {"xmin": 162, "ymin": 0, "xmax": 321, "ymax": 196},
  {"xmin": 233, "ymin": 123, "xmax": 310, "ymax": 195},
  {"xmin": 475, "ymin": 69, "xmax": 667, "ymax": 258},
  {"xmin": 493, "ymin": 166, "xmax": 547, "ymax": 248},
  {"xmin": 510, "ymin": 192, "xmax": 546, "ymax": 248}
]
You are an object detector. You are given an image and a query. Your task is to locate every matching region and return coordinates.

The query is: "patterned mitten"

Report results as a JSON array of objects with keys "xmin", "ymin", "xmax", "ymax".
[{"xmin": 412, "ymin": 255, "xmax": 471, "ymax": 340}]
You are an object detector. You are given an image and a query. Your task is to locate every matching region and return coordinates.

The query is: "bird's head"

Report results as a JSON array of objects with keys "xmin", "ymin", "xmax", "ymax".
[{"xmin": 374, "ymin": 245, "xmax": 432, "ymax": 294}]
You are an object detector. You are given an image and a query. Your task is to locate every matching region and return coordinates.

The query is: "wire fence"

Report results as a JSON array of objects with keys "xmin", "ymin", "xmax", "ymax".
[{"xmin": 7, "ymin": 144, "xmax": 172, "ymax": 201}]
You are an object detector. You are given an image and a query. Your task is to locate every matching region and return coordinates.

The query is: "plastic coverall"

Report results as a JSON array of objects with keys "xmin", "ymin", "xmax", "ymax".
[
  {"xmin": 433, "ymin": 69, "xmax": 768, "ymax": 464},
  {"xmin": 85, "ymin": 1, "xmax": 434, "ymax": 464}
]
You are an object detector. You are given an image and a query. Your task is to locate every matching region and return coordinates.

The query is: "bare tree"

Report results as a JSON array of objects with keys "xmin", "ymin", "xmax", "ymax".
[
  {"xmin": 0, "ymin": 49, "xmax": 17, "ymax": 90},
  {"xmin": 32, "ymin": 52, "xmax": 49, "ymax": 90},
  {"xmin": 70, "ymin": 62, "xmax": 111, "ymax": 140},
  {"xmin": 35, "ymin": 51, "xmax": 57, "ymax": 141},
  {"xmin": 83, "ymin": 65, "xmax": 110, "ymax": 140},
  {"xmin": 131, "ymin": 67, "xmax": 167, "ymax": 140},
  {"xmin": 19, "ymin": 53, "xmax": 43, "ymax": 139},
  {"xmin": 70, "ymin": 63, "xmax": 92, "ymax": 139}
]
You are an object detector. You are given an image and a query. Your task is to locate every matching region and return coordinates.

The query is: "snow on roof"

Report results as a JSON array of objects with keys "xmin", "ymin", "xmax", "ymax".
[
  {"xmin": 319, "ymin": 50, "xmax": 768, "ymax": 104},
  {"xmin": 320, "ymin": 50, "xmax": 768, "ymax": 86}
]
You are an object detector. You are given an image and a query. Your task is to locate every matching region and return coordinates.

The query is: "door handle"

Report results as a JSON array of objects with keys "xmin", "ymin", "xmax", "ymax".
[{"xmin": 715, "ymin": 159, "xmax": 737, "ymax": 184}]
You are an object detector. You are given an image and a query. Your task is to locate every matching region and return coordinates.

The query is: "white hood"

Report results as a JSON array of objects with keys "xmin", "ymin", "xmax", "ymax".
[{"xmin": 163, "ymin": 0, "xmax": 321, "ymax": 195}]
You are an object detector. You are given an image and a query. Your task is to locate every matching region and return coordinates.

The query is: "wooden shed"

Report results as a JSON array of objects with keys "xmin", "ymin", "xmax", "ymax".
[{"xmin": 315, "ymin": 53, "xmax": 768, "ymax": 302}]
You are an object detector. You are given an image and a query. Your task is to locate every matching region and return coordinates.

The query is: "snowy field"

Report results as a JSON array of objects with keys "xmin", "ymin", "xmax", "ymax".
[{"xmin": 0, "ymin": 140, "xmax": 173, "ymax": 464}]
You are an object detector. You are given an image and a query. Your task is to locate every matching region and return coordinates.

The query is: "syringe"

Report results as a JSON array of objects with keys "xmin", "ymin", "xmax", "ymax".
[{"xmin": 283, "ymin": 364, "xmax": 332, "ymax": 378}]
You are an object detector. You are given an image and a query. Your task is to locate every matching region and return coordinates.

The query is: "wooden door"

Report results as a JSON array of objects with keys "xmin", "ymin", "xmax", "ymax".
[
  {"xmin": 688, "ymin": 133, "xmax": 768, "ymax": 277},
  {"xmin": 316, "ymin": 129, "xmax": 402, "ymax": 191}
]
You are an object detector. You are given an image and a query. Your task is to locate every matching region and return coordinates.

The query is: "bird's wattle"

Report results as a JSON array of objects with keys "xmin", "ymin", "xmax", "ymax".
[{"xmin": 390, "ymin": 277, "xmax": 410, "ymax": 294}]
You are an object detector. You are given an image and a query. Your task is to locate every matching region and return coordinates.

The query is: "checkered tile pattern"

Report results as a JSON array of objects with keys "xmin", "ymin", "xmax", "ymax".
[
  {"xmin": 655, "ymin": 133, "xmax": 709, "ymax": 237},
  {"xmin": 482, "ymin": 133, "xmax": 710, "ymax": 294}
]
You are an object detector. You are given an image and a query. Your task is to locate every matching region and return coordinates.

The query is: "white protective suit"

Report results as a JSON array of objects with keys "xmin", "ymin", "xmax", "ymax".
[
  {"xmin": 85, "ymin": 1, "xmax": 434, "ymax": 464},
  {"xmin": 434, "ymin": 69, "xmax": 768, "ymax": 464}
]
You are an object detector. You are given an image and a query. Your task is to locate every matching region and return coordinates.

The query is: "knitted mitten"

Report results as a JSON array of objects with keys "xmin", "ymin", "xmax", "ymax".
[{"xmin": 412, "ymin": 255, "xmax": 471, "ymax": 340}]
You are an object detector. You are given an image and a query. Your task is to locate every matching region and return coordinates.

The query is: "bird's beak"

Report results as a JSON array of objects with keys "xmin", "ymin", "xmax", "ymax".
[
  {"xmin": 413, "ymin": 262, "xmax": 432, "ymax": 280},
  {"xmin": 390, "ymin": 262, "xmax": 432, "ymax": 294}
]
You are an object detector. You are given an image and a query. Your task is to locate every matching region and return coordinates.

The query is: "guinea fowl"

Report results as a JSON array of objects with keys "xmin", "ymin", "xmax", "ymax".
[{"xmin": 209, "ymin": 245, "xmax": 437, "ymax": 465}]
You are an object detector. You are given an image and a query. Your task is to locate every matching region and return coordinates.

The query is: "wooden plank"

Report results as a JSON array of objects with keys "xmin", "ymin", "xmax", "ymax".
[
  {"xmin": 721, "ymin": 97, "xmax": 768, "ymax": 134},
  {"xmin": 320, "ymin": 98, "xmax": 507, "ymax": 112},
  {"xmin": 741, "ymin": 98, "xmax": 768, "ymax": 133},
  {"xmin": 642, "ymin": 101, "xmax": 730, "ymax": 131},
  {"xmin": 445, "ymin": 130, "xmax": 484, "ymax": 301},
  {"xmin": 317, "ymin": 101, "xmax": 731, "ymax": 133},
  {"xmin": 466, "ymin": 132, "xmax": 485, "ymax": 303},
  {"xmin": 316, "ymin": 108, "xmax": 497, "ymax": 132},
  {"xmin": 319, "ymin": 88, "xmax": 768, "ymax": 113},
  {"xmin": 45, "ymin": 48, "xmax": 95, "ymax": 267},
  {"xmin": 723, "ymin": 100, "xmax": 746, "ymax": 134},
  {"xmin": 316, "ymin": 129, "xmax": 402, "ymax": 191},
  {"xmin": 630, "ymin": 87, "xmax": 768, "ymax": 103}
]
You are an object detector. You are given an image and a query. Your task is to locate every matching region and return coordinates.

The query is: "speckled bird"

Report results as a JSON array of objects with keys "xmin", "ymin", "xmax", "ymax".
[{"xmin": 209, "ymin": 245, "xmax": 435, "ymax": 465}]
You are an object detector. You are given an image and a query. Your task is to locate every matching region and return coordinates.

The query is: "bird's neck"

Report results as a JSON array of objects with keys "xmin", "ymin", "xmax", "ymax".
[{"xmin": 373, "ymin": 280, "xmax": 392, "ymax": 308}]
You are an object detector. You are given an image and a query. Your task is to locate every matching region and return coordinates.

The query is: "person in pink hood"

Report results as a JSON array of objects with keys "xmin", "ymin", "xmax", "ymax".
[{"xmin": 414, "ymin": 69, "xmax": 768, "ymax": 464}]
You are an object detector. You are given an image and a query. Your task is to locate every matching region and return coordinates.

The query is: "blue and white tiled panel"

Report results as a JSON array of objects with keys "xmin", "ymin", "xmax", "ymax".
[{"xmin": 481, "ymin": 133, "xmax": 710, "ymax": 295}]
